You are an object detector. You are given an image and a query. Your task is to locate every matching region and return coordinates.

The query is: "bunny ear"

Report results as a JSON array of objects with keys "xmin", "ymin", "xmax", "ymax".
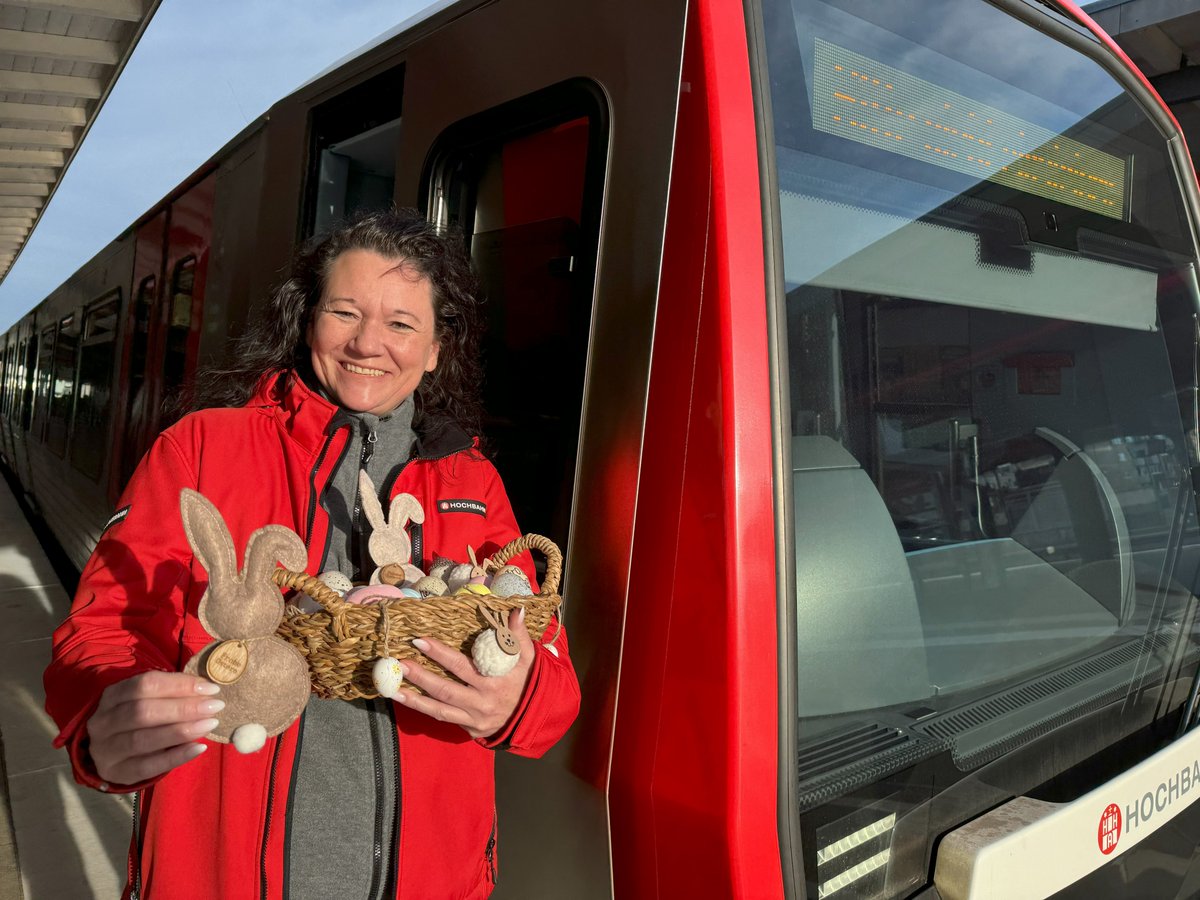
[
  {"xmin": 180, "ymin": 489, "xmax": 237, "ymax": 585},
  {"xmin": 387, "ymin": 493, "xmax": 425, "ymax": 527},
  {"xmin": 242, "ymin": 524, "xmax": 308, "ymax": 580},
  {"xmin": 358, "ymin": 470, "xmax": 387, "ymax": 532}
]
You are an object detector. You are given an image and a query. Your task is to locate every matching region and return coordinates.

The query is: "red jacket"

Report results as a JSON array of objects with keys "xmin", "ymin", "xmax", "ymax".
[{"xmin": 43, "ymin": 371, "xmax": 580, "ymax": 899}]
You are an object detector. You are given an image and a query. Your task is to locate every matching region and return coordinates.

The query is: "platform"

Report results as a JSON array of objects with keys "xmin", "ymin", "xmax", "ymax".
[{"xmin": 0, "ymin": 475, "xmax": 127, "ymax": 899}]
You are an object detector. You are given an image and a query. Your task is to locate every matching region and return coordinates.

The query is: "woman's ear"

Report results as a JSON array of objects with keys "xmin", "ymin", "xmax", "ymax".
[{"xmin": 424, "ymin": 341, "xmax": 440, "ymax": 373}]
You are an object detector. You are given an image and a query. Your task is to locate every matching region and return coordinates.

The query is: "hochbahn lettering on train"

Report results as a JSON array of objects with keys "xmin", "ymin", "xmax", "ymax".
[{"xmin": 1120, "ymin": 759, "xmax": 1200, "ymax": 837}]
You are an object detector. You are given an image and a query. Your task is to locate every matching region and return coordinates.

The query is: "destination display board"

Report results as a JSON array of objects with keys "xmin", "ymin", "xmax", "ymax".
[{"xmin": 811, "ymin": 37, "xmax": 1127, "ymax": 220}]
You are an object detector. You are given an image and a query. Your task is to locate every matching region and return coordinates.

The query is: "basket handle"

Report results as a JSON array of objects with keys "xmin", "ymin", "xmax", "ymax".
[
  {"xmin": 272, "ymin": 567, "xmax": 348, "ymax": 615},
  {"xmin": 487, "ymin": 533, "xmax": 562, "ymax": 595}
]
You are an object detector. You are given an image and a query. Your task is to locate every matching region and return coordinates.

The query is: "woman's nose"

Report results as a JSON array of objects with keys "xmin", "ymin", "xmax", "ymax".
[{"xmin": 347, "ymin": 318, "xmax": 385, "ymax": 354}]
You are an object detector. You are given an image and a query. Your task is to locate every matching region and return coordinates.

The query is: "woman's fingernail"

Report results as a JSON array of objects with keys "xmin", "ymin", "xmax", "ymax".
[
  {"xmin": 196, "ymin": 681, "xmax": 221, "ymax": 695},
  {"xmin": 394, "ymin": 691, "xmax": 408, "ymax": 703},
  {"xmin": 412, "ymin": 638, "xmax": 429, "ymax": 652},
  {"xmin": 518, "ymin": 606, "xmax": 526, "ymax": 625},
  {"xmin": 186, "ymin": 743, "xmax": 207, "ymax": 759},
  {"xmin": 199, "ymin": 699, "xmax": 226, "ymax": 714},
  {"xmin": 191, "ymin": 718, "xmax": 220, "ymax": 734}
]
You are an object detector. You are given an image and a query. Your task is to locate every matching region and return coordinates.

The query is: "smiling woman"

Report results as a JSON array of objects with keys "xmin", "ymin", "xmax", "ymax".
[
  {"xmin": 307, "ymin": 250, "xmax": 442, "ymax": 416},
  {"xmin": 42, "ymin": 207, "xmax": 580, "ymax": 899}
]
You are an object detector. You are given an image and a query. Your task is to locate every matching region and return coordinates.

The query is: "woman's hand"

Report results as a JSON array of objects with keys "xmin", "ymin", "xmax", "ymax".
[
  {"xmin": 398, "ymin": 608, "xmax": 534, "ymax": 739},
  {"xmin": 86, "ymin": 671, "xmax": 224, "ymax": 787}
]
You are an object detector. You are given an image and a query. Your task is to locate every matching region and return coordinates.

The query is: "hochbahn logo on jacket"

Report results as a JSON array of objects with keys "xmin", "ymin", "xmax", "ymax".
[{"xmin": 438, "ymin": 498, "xmax": 487, "ymax": 517}]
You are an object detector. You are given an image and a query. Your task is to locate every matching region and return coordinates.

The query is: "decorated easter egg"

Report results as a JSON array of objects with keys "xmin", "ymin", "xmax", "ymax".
[
  {"xmin": 344, "ymin": 584, "xmax": 407, "ymax": 606},
  {"xmin": 413, "ymin": 575, "xmax": 449, "ymax": 598},
  {"xmin": 428, "ymin": 556, "xmax": 456, "ymax": 581},
  {"xmin": 446, "ymin": 563, "xmax": 476, "ymax": 591},
  {"xmin": 372, "ymin": 657, "xmax": 405, "ymax": 699},
  {"xmin": 318, "ymin": 571, "xmax": 353, "ymax": 596},
  {"xmin": 455, "ymin": 583, "xmax": 491, "ymax": 596},
  {"xmin": 489, "ymin": 570, "xmax": 532, "ymax": 599},
  {"xmin": 399, "ymin": 588, "xmax": 422, "ymax": 598}
]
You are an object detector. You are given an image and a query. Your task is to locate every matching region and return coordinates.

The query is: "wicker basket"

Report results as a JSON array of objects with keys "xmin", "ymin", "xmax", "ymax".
[{"xmin": 273, "ymin": 533, "xmax": 563, "ymax": 700}]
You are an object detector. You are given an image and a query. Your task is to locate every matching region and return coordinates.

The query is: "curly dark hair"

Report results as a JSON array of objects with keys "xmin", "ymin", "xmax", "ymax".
[{"xmin": 190, "ymin": 207, "xmax": 484, "ymax": 435}]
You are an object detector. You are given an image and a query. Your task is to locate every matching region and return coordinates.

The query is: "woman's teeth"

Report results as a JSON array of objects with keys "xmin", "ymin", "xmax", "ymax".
[{"xmin": 344, "ymin": 363, "xmax": 385, "ymax": 376}]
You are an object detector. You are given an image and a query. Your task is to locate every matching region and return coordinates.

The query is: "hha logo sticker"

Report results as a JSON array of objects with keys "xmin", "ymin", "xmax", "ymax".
[{"xmin": 1098, "ymin": 803, "xmax": 1121, "ymax": 855}]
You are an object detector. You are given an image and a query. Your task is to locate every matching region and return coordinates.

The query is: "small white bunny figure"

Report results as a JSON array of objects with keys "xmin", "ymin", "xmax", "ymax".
[{"xmin": 358, "ymin": 470, "xmax": 426, "ymax": 585}]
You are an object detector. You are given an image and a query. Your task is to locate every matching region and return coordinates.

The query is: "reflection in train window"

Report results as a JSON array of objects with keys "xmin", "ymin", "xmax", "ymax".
[
  {"xmin": 46, "ymin": 314, "xmax": 79, "ymax": 458},
  {"xmin": 160, "ymin": 256, "xmax": 195, "ymax": 419},
  {"xmin": 32, "ymin": 325, "xmax": 54, "ymax": 443},
  {"xmin": 19, "ymin": 337, "xmax": 33, "ymax": 431},
  {"xmin": 71, "ymin": 294, "xmax": 120, "ymax": 481},
  {"xmin": 120, "ymin": 275, "xmax": 155, "ymax": 488}
]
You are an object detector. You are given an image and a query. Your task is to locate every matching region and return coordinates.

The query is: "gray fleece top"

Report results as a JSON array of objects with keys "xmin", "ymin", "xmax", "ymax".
[{"xmin": 285, "ymin": 399, "xmax": 415, "ymax": 900}]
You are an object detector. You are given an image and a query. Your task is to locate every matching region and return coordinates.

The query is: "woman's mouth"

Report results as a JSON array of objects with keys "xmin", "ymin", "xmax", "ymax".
[{"xmin": 343, "ymin": 362, "xmax": 387, "ymax": 376}]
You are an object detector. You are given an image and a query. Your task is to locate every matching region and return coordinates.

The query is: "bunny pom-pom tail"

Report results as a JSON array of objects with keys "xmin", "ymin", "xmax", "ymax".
[{"xmin": 231, "ymin": 723, "xmax": 268, "ymax": 754}]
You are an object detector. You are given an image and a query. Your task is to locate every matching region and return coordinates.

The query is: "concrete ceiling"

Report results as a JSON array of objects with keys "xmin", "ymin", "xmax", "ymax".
[{"xmin": 0, "ymin": 0, "xmax": 159, "ymax": 283}]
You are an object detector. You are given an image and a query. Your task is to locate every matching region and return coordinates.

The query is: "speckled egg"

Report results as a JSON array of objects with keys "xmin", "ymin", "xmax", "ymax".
[
  {"xmin": 413, "ymin": 575, "xmax": 449, "ymax": 598},
  {"xmin": 318, "ymin": 571, "xmax": 353, "ymax": 596},
  {"xmin": 372, "ymin": 657, "xmax": 405, "ymax": 699},
  {"xmin": 428, "ymin": 556, "xmax": 456, "ymax": 581},
  {"xmin": 455, "ymin": 583, "xmax": 491, "ymax": 596},
  {"xmin": 489, "ymin": 570, "xmax": 532, "ymax": 599}
]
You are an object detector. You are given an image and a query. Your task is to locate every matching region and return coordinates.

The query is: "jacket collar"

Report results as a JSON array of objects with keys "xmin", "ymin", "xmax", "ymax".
[{"xmin": 251, "ymin": 369, "xmax": 475, "ymax": 460}]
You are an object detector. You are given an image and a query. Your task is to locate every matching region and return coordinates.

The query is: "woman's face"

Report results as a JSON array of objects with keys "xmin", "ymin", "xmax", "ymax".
[{"xmin": 306, "ymin": 249, "xmax": 440, "ymax": 415}]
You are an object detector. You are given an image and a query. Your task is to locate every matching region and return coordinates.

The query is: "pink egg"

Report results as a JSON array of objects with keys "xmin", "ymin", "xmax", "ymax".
[{"xmin": 344, "ymin": 584, "xmax": 407, "ymax": 606}]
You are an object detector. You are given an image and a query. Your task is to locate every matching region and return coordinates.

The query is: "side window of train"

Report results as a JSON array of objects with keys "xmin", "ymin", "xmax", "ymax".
[
  {"xmin": 161, "ymin": 257, "xmax": 195, "ymax": 409},
  {"xmin": 303, "ymin": 64, "xmax": 403, "ymax": 237},
  {"xmin": 32, "ymin": 325, "xmax": 54, "ymax": 442},
  {"xmin": 19, "ymin": 336, "xmax": 33, "ymax": 432},
  {"xmin": 46, "ymin": 313, "xmax": 79, "ymax": 458},
  {"xmin": 119, "ymin": 275, "xmax": 155, "ymax": 487},
  {"xmin": 71, "ymin": 293, "xmax": 120, "ymax": 481},
  {"xmin": 424, "ymin": 81, "xmax": 608, "ymax": 557}
]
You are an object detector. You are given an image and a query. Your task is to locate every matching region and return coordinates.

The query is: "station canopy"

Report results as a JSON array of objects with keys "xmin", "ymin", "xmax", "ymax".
[
  {"xmin": 1086, "ymin": 0, "xmax": 1200, "ymax": 157},
  {"xmin": 0, "ymin": 0, "xmax": 158, "ymax": 282}
]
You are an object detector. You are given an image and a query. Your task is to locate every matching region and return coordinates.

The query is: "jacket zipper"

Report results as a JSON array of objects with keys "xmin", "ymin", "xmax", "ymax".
[
  {"xmin": 353, "ymin": 425, "xmax": 377, "ymax": 577},
  {"xmin": 365, "ymin": 702, "xmax": 387, "ymax": 900},
  {"xmin": 485, "ymin": 807, "xmax": 498, "ymax": 884},
  {"xmin": 386, "ymin": 701, "xmax": 402, "ymax": 895},
  {"xmin": 128, "ymin": 790, "xmax": 142, "ymax": 899},
  {"xmin": 260, "ymin": 732, "xmax": 284, "ymax": 898}
]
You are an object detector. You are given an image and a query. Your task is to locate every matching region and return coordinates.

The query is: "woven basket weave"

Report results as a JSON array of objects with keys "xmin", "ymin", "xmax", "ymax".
[{"xmin": 273, "ymin": 533, "xmax": 563, "ymax": 700}]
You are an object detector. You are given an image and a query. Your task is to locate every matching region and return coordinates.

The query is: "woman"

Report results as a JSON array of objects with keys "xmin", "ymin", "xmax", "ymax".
[{"xmin": 43, "ymin": 208, "xmax": 580, "ymax": 899}]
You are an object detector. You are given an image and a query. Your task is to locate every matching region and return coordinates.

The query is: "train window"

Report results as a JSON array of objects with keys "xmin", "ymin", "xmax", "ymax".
[
  {"xmin": 1, "ymin": 341, "xmax": 11, "ymax": 419},
  {"xmin": 765, "ymin": 0, "xmax": 1200, "ymax": 895},
  {"xmin": 18, "ymin": 336, "xmax": 33, "ymax": 432},
  {"xmin": 70, "ymin": 293, "xmax": 120, "ymax": 481},
  {"xmin": 31, "ymin": 325, "xmax": 54, "ymax": 442},
  {"xmin": 45, "ymin": 313, "xmax": 79, "ymax": 457},
  {"xmin": 304, "ymin": 64, "xmax": 404, "ymax": 237},
  {"xmin": 427, "ymin": 82, "xmax": 608, "ymax": 557},
  {"xmin": 160, "ymin": 257, "xmax": 195, "ymax": 412},
  {"xmin": 119, "ymin": 275, "xmax": 155, "ymax": 488}
]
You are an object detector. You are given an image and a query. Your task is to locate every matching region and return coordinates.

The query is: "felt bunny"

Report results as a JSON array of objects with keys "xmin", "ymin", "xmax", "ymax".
[
  {"xmin": 359, "ymin": 470, "xmax": 426, "ymax": 585},
  {"xmin": 179, "ymin": 489, "xmax": 312, "ymax": 753}
]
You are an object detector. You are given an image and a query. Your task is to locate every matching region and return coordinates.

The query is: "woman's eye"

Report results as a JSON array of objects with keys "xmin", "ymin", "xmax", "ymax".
[
  {"xmin": 331, "ymin": 310, "xmax": 357, "ymax": 321},
  {"xmin": 388, "ymin": 321, "xmax": 413, "ymax": 331}
]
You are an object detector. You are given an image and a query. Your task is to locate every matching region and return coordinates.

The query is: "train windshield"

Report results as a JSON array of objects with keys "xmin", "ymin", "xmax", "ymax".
[{"xmin": 763, "ymin": 0, "xmax": 1200, "ymax": 895}]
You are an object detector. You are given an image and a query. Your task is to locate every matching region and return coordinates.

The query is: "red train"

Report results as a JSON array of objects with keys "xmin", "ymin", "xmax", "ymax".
[{"xmin": 5, "ymin": 0, "xmax": 1200, "ymax": 896}]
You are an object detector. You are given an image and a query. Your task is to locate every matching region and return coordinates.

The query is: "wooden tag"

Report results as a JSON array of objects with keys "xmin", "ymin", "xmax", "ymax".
[{"xmin": 205, "ymin": 639, "xmax": 249, "ymax": 684}]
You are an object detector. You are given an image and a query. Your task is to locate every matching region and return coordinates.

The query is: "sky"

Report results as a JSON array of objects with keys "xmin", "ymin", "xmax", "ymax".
[{"xmin": 0, "ymin": 0, "xmax": 440, "ymax": 332}]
